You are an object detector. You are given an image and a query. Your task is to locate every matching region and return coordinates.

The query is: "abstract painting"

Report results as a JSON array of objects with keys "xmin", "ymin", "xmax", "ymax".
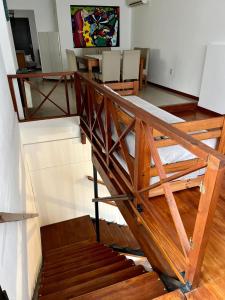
[{"xmin": 71, "ymin": 6, "xmax": 120, "ymax": 48}]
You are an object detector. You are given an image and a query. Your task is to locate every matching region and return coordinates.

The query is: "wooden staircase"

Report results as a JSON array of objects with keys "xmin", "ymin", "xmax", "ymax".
[
  {"xmin": 38, "ymin": 216, "xmax": 168, "ymax": 300},
  {"xmin": 94, "ymin": 219, "xmax": 141, "ymax": 251}
]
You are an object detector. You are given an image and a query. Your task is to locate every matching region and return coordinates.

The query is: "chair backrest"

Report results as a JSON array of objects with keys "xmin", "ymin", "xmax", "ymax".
[
  {"xmin": 101, "ymin": 51, "xmax": 121, "ymax": 83},
  {"xmin": 97, "ymin": 47, "xmax": 111, "ymax": 54},
  {"xmin": 134, "ymin": 47, "xmax": 150, "ymax": 72},
  {"xmin": 66, "ymin": 49, "xmax": 77, "ymax": 71},
  {"xmin": 122, "ymin": 50, "xmax": 141, "ymax": 81},
  {"xmin": 82, "ymin": 48, "xmax": 98, "ymax": 56}
]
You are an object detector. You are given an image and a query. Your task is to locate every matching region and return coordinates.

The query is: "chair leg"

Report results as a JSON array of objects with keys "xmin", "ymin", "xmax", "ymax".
[{"xmin": 144, "ymin": 74, "xmax": 147, "ymax": 87}]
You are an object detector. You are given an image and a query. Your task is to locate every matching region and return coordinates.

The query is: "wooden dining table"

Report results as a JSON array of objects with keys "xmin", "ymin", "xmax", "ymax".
[{"xmin": 76, "ymin": 55, "xmax": 145, "ymax": 90}]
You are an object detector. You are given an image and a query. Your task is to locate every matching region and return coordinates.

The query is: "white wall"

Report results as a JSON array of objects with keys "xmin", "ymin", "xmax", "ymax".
[
  {"xmin": 7, "ymin": 0, "xmax": 58, "ymax": 32},
  {"xmin": 0, "ymin": 2, "xmax": 42, "ymax": 299},
  {"xmin": 20, "ymin": 117, "xmax": 126, "ymax": 227},
  {"xmin": 55, "ymin": 0, "xmax": 132, "ymax": 69},
  {"xmin": 13, "ymin": 10, "xmax": 41, "ymax": 66},
  {"xmin": 131, "ymin": 0, "xmax": 225, "ymax": 96}
]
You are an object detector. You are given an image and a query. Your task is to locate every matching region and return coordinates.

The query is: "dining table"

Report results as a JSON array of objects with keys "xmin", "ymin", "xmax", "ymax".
[{"xmin": 76, "ymin": 54, "xmax": 145, "ymax": 90}]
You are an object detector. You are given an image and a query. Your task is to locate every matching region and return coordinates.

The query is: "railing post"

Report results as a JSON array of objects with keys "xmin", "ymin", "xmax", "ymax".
[{"xmin": 93, "ymin": 165, "xmax": 100, "ymax": 242}]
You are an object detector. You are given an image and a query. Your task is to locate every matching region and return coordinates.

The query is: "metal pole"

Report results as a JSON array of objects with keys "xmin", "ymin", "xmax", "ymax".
[{"xmin": 93, "ymin": 165, "xmax": 100, "ymax": 242}]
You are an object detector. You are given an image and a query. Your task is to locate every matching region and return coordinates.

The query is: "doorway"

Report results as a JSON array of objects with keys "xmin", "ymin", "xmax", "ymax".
[{"xmin": 9, "ymin": 10, "xmax": 41, "ymax": 70}]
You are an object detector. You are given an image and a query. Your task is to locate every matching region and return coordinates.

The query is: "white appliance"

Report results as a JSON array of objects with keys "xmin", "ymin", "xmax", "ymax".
[{"xmin": 127, "ymin": 0, "xmax": 149, "ymax": 7}]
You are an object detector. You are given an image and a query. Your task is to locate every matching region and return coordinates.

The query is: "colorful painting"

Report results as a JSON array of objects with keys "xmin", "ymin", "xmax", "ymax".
[{"xmin": 70, "ymin": 6, "xmax": 120, "ymax": 48}]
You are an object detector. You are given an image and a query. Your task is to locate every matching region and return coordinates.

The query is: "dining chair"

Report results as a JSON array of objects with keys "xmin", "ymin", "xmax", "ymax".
[
  {"xmin": 95, "ymin": 50, "xmax": 121, "ymax": 83},
  {"xmin": 66, "ymin": 49, "xmax": 78, "ymax": 72},
  {"xmin": 82, "ymin": 48, "xmax": 98, "ymax": 56},
  {"xmin": 66, "ymin": 49, "xmax": 78, "ymax": 88},
  {"xmin": 134, "ymin": 47, "xmax": 150, "ymax": 86},
  {"xmin": 97, "ymin": 47, "xmax": 111, "ymax": 54},
  {"xmin": 122, "ymin": 50, "xmax": 141, "ymax": 81}
]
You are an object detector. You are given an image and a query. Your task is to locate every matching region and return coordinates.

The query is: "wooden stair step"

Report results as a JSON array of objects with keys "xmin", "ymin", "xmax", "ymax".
[
  {"xmin": 45, "ymin": 241, "xmax": 99, "ymax": 258},
  {"xmin": 108, "ymin": 223, "xmax": 129, "ymax": 248},
  {"xmin": 43, "ymin": 247, "xmax": 111, "ymax": 271},
  {"xmin": 43, "ymin": 243, "xmax": 105, "ymax": 264},
  {"xmin": 41, "ymin": 216, "xmax": 96, "ymax": 253},
  {"xmin": 99, "ymin": 220, "xmax": 114, "ymax": 245},
  {"xmin": 121, "ymin": 226, "xmax": 140, "ymax": 250},
  {"xmin": 41, "ymin": 255, "xmax": 127, "ymax": 284},
  {"xmin": 40, "ymin": 259, "xmax": 134, "ymax": 296},
  {"xmin": 71, "ymin": 272, "xmax": 166, "ymax": 300},
  {"xmin": 42, "ymin": 251, "xmax": 118, "ymax": 278},
  {"xmin": 39, "ymin": 265, "xmax": 145, "ymax": 300}
]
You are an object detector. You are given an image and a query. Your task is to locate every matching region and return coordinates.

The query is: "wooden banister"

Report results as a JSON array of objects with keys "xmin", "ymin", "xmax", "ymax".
[
  {"xmin": 0, "ymin": 212, "xmax": 38, "ymax": 223},
  {"xmin": 75, "ymin": 71, "xmax": 225, "ymax": 290},
  {"xmin": 7, "ymin": 71, "xmax": 77, "ymax": 122}
]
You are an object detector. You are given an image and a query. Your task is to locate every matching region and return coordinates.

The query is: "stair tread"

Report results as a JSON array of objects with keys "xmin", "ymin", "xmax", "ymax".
[
  {"xmin": 70, "ymin": 273, "xmax": 166, "ymax": 300},
  {"xmin": 40, "ymin": 259, "xmax": 134, "ymax": 296},
  {"xmin": 42, "ymin": 251, "xmax": 118, "ymax": 278},
  {"xmin": 41, "ymin": 216, "xmax": 96, "ymax": 253},
  {"xmin": 41, "ymin": 255, "xmax": 127, "ymax": 284},
  {"xmin": 44, "ymin": 243, "xmax": 105, "ymax": 263},
  {"xmin": 43, "ymin": 247, "xmax": 111, "ymax": 270},
  {"xmin": 39, "ymin": 265, "xmax": 145, "ymax": 300},
  {"xmin": 98, "ymin": 220, "xmax": 140, "ymax": 250},
  {"xmin": 45, "ymin": 241, "xmax": 99, "ymax": 257},
  {"xmin": 121, "ymin": 226, "xmax": 140, "ymax": 250},
  {"xmin": 99, "ymin": 220, "xmax": 114, "ymax": 245},
  {"xmin": 108, "ymin": 223, "xmax": 129, "ymax": 248}
]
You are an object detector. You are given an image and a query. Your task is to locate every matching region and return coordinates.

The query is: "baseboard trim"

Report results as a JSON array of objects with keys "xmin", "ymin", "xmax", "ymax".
[{"xmin": 148, "ymin": 81, "xmax": 199, "ymax": 101}]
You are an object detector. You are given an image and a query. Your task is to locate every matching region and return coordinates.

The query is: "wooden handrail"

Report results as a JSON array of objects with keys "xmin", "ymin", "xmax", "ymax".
[
  {"xmin": 76, "ymin": 73, "xmax": 225, "ymax": 163},
  {"xmin": 7, "ymin": 71, "xmax": 77, "ymax": 122},
  {"xmin": 8, "ymin": 71, "xmax": 75, "ymax": 79},
  {"xmin": 0, "ymin": 212, "xmax": 38, "ymax": 223}
]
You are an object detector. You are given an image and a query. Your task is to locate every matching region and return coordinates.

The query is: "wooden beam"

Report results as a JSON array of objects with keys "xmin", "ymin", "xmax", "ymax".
[
  {"xmin": 0, "ymin": 212, "xmax": 38, "ymax": 223},
  {"xmin": 92, "ymin": 195, "xmax": 133, "ymax": 203},
  {"xmin": 145, "ymin": 127, "xmax": 191, "ymax": 257},
  {"xmin": 87, "ymin": 176, "xmax": 105, "ymax": 186},
  {"xmin": 139, "ymin": 161, "xmax": 207, "ymax": 194},
  {"xmin": 149, "ymin": 177, "xmax": 203, "ymax": 198}
]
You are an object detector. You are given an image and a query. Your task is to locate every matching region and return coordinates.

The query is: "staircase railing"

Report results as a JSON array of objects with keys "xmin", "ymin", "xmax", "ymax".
[
  {"xmin": 75, "ymin": 71, "xmax": 225, "ymax": 290},
  {"xmin": 8, "ymin": 72, "xmax": 77, "ymax": 122}
]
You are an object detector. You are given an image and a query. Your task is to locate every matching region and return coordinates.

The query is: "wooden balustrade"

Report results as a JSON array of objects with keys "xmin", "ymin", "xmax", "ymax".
[
  {"xmin": 8, "ymin": 71, "xmax": 77, "ymax": 122},
  {"xmin": 75, "ymin": 72, "xmax": 225, "ymax": 289}
]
